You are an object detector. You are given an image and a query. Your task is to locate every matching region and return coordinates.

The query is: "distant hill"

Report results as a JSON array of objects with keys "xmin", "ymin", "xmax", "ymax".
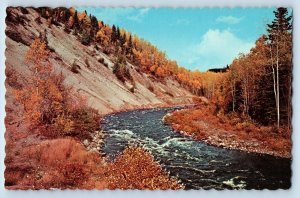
[{"xmin": 207, "ymin": 66, "xmax": 229, "ymax": 73}]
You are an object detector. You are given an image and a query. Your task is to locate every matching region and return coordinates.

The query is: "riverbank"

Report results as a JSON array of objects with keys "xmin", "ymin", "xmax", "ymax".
[
  {"xmin": 164, "ymin": 106, "xmax": 291, "ymax": 158},
  {"xmin": 5, "ymin": 123, "xmax": 183, "ymax": 190},
  {"xmin": 101, "ymin": 106, "xmax": 291, "ymax": 189},
  {"xmin": 5, "ymin": 96, "xmax": 185, "ymax": 189}
]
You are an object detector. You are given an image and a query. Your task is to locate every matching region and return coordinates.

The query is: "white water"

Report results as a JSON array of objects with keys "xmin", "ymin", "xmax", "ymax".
[{"xmin": 102, "ymin": 107, "xmax": 291, "ymax": 190}]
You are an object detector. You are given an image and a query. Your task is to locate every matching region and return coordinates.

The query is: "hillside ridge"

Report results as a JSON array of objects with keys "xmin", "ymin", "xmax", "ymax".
[{"xmin": 5, "ymin": 7, "xmax": 194, "ymax": 115}]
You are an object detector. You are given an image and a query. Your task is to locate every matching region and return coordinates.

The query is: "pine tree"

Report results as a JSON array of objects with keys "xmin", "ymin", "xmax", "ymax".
[
  {"xmin": 64, "ymin": 8, "xmax": 71, "ymax": 23},
  {"xmin": 127, "ymin": 34, "xmax": 133, "ymax": 57},
  {"xmin": 73, "ymin": 10, "xmax": 80, "ymax": 34},
  {"xmin": 116, "ymin": 27, "xmax": 121, "ymax": 41},
  {"xmin": 120, "ymin": 33, "xmax": 126, "ymax": 46},
  {"xmin": 266, "ymin": 7, "xmax": 292, "ymax": 128},
  {"xmin": 90, "ymin": 15, "xmax": 99, "ymax": 38},
  {"xmin": 267, "ymin": 8, "xmax": 292, "ymax": 42},
  {"xmin": 111, "ymin": 25, "xmax": 117, "ymax": 43},
  {"xmin": 128, "ymin": 34, "xmax": 133, "ymax": 50}
]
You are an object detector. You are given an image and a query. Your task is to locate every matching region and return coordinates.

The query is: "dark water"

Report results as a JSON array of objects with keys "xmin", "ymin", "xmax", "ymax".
[{"xmin": 102, "ymin": 107, "xmax": 291, "ymax": 190}]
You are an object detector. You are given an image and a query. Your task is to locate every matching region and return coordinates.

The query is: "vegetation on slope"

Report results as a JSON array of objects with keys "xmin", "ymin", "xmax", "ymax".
[
  {"xmin": 5, "ymin": 37, "xmax": 183, "ymax": 189},
  {"xmin": 165, "ymin": 8, "xmax": 292, "ymax": 157},
  {"xmin": 214, "ymin": 8, "xmax": 292, "ymax": 129},
  {"xmin": 32, "ymin": 7, "xmax": 222, "ymax": 97},
  {"xmin": 39, "ymin": 6, "xmax": 291, "ymax": 130},
  {"xmin": 164, "ymin": 101, "xmax": 291, "ymax": 158},
  {"xmin": 5, "ymin": 6, "xmax": 292, "ymax": 190},
  {"xmin": 13, "ymin": 39, "xmax": 101, "ymax": 141},
  {"xmin": 5, "ymin": 138, "xmax": 182, "ymax": 189}
]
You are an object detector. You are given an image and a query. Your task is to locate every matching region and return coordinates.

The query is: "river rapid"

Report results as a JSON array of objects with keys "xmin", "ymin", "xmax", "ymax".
[{"xmin": 101, "ymin": 107, "xmax": 291, "ymax": 190}]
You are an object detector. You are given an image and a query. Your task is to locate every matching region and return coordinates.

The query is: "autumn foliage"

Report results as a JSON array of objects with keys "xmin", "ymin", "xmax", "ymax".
[
  {"xmin": 105, "ymin": 147, "xmax": 183, "ymax": 190},
  {"xmin": 5, "ymin": 7, "xmax": 293, "ymax": 189},
  {"xmin": 165, "ymin": 106, "xmax": 291, "ymax": 158},
  {"xmin": 13, "ymin": 39, "xmax": 101, "ymax": 140},
  {"xmin": 34, "ymin": 7, "xmax": 292, "ymax": 131},
  {"xmin": 6, "ymin": 36, "xmax": 182, "ymax": 189},
  {"xmin": 5, "ymin": 138, "xmax": 182, "ymax": 189},
  {"xmin": 215, "ymin": 8, "xmax": 292, "ymax": 130},
  {"xmin": 35, "ymin": 7, "xmax": 225, "ymax": 96}
]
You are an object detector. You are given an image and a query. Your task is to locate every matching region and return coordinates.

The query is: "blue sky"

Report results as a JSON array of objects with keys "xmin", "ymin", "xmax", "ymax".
[{"xmin": 77, "ymin": 7, "xmax": 277, "ymax": 71}]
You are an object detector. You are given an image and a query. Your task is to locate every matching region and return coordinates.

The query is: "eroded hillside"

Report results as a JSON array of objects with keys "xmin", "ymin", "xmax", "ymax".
[{"xmin": 5, "ymin": 7, "xmax": 193, "ymax": 115}]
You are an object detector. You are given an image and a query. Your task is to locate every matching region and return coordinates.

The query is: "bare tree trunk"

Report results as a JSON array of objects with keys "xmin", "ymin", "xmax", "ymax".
[
  {"xmin": 245, "ymin": 66, "xmax": 250, "ymax": 116},
  {"xmin": 231, "ymin": 78, "xmax": 236, "ymax": 112},
  {"xmin": 270, "ymin": 44, "xmax": 279, "ymax": 128},
  {"xmin": 276, "ymin": 28, "xmax": 280, "ymax": 129},
  {"xmin": 288, "ymin": 75, "xmax": 291, "ymax": 130}
]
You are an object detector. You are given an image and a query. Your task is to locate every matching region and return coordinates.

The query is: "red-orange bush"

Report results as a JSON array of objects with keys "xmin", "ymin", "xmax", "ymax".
[
  {"xmin": 6, "ymin": 139, "xmax": 183, "ymax": 189},
  {"xmin": 14, "ymin": 39, "xmax": 101, "ymax": 141},
  {"xmin": 105, "ymin": 146, "xmax": 183, "ymax": 190},
  {"xmin": 165, "ymin": 106, "xmax": 291, "ymax": 158}
]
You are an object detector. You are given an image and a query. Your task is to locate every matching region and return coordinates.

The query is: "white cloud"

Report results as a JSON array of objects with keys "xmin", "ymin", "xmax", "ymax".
[
  {"xmin": 216, "ymin": 16, "xmax": 243, "ymax": 24},
  {"xmin": 127, "ymin": 8, "xmax": 150, "ymax": 22},
  {"xmin": 181, "ymin": 29, "xmax": 254, "ymax": 70}
]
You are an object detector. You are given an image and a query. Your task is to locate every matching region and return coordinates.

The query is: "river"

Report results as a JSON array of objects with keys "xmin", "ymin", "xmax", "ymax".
[{"xmin": 101, "ymin": 107, "xmax": 291, "ymax": 190}]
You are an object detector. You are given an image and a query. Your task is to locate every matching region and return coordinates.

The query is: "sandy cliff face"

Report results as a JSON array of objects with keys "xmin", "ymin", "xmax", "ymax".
[{"xmin": 5, "ymin": 8, "xmax": 193, "ymax": 114}]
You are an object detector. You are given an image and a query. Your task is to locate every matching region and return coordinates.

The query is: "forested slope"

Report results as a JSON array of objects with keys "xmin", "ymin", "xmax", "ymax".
[{"xmin": 5, "ymin": 7, "xmax": 194, "ymax": 115}]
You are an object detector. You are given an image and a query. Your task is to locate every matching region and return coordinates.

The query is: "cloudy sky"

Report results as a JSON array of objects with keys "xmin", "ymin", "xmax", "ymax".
[{"xmin": 77, "ymin": 7, "xmax": 276, "ymax": 71}]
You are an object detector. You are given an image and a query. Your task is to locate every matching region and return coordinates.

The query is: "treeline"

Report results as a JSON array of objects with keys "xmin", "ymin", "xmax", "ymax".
[
  {"xmin": 35, "ymin": 7, "xmax": 218, "ymax": 97},
  {"xmin": 214, "ymin": 8, "xmax": 292, "ymax": 129},
  {"xmin": 35, "ymin": 7, "xmax": 292, "ymax": 129}
]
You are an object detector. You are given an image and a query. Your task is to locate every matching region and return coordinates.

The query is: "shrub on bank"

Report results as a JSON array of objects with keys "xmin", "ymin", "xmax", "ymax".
[
  {"xmin": 13, "ymin": 39, "xmax": 101, "ymax": 141},
  {"xmin": 6, "ymin": 139, "xmax": 183, "ymax": 190},
  {"xmin": 165, "ymin": 105, "xmax": 291, "ymax": 158},
  {"xmin": 105, "ymin": 146, "xmax": 183, "ymax": 190},
  {"xmin": 71, "ymin": 107, "xmax": 101, "ymax": 141}
]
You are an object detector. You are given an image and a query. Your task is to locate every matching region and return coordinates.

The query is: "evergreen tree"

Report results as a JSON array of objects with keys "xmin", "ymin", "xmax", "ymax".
[
  {"xmin": 266, "ymin": 7, "xmax": 292, "ymax": 128},
  {"xmin": 91, "ymin": 15, "xmax": 99, "ymax": 30},
  {"xmin": 267, "ymin": 8, "xmax": 292, "ymax": 42},
  {"xmin": 116, "ymin": 27, "xmax": 121, "ymax": 41},
  {"xmin": 73, "ymin": 10, "xmax": 80, "ymax": 33},
  {"xmin": 64, "ymin": 8, "xmax": 71, "ymax": 23},
  {"xmin": 127, "ymin": 34, "xmax": 133, "ymax": 55},
  {"xmin": 111, "ymin": 25, "xmax": 117, "ymax": 43},
  {"xmin": 90, "ymin": 15, "xmax": 99, "ymax": 38},
  {"xmin": 120, "ymin": 33, "xmax": 126, "ymax": 46}
]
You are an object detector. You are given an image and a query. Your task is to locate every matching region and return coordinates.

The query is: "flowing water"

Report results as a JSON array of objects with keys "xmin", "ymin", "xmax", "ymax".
[{"xmin": 102, "ymin": 107, "xmax": 291, "ymax": 190}]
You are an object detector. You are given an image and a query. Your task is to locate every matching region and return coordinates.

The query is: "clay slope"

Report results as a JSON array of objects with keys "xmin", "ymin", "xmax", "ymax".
[{"xmin": 5, "ymin": 7, "xmax": 194, "ymax": 114}]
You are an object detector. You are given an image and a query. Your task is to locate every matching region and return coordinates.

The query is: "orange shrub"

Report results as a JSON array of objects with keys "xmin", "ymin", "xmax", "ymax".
[
  {"xmin": 13, "ymin": 39, "xmax": 101, "ymax": 141},
  {"xmin": 6, "ymin": 139, "xmax": 182, "ymax": 190},
  {"xmin": 7, "ymin": 138, "xmax": 102, "ymax": 189},
  {"xmin": 105, "ymin": 146, "xmax": 183, "ymax": 190}
]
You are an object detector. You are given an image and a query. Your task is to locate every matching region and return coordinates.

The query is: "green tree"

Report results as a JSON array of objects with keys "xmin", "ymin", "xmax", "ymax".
[
  {"xmin": 267, "ymin": 7, "xmax": 292, "ymax": 128},
  {"xmin": 111, "ymin": 25, "xmax": 117, "ymax": 43},
  {"xmin": 73, "ymin": 10, "xmax": 80, "ymax": 34},
  {"xmin": 90, "ymin": 15, "xmax": 99, "ymax": 38}
]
